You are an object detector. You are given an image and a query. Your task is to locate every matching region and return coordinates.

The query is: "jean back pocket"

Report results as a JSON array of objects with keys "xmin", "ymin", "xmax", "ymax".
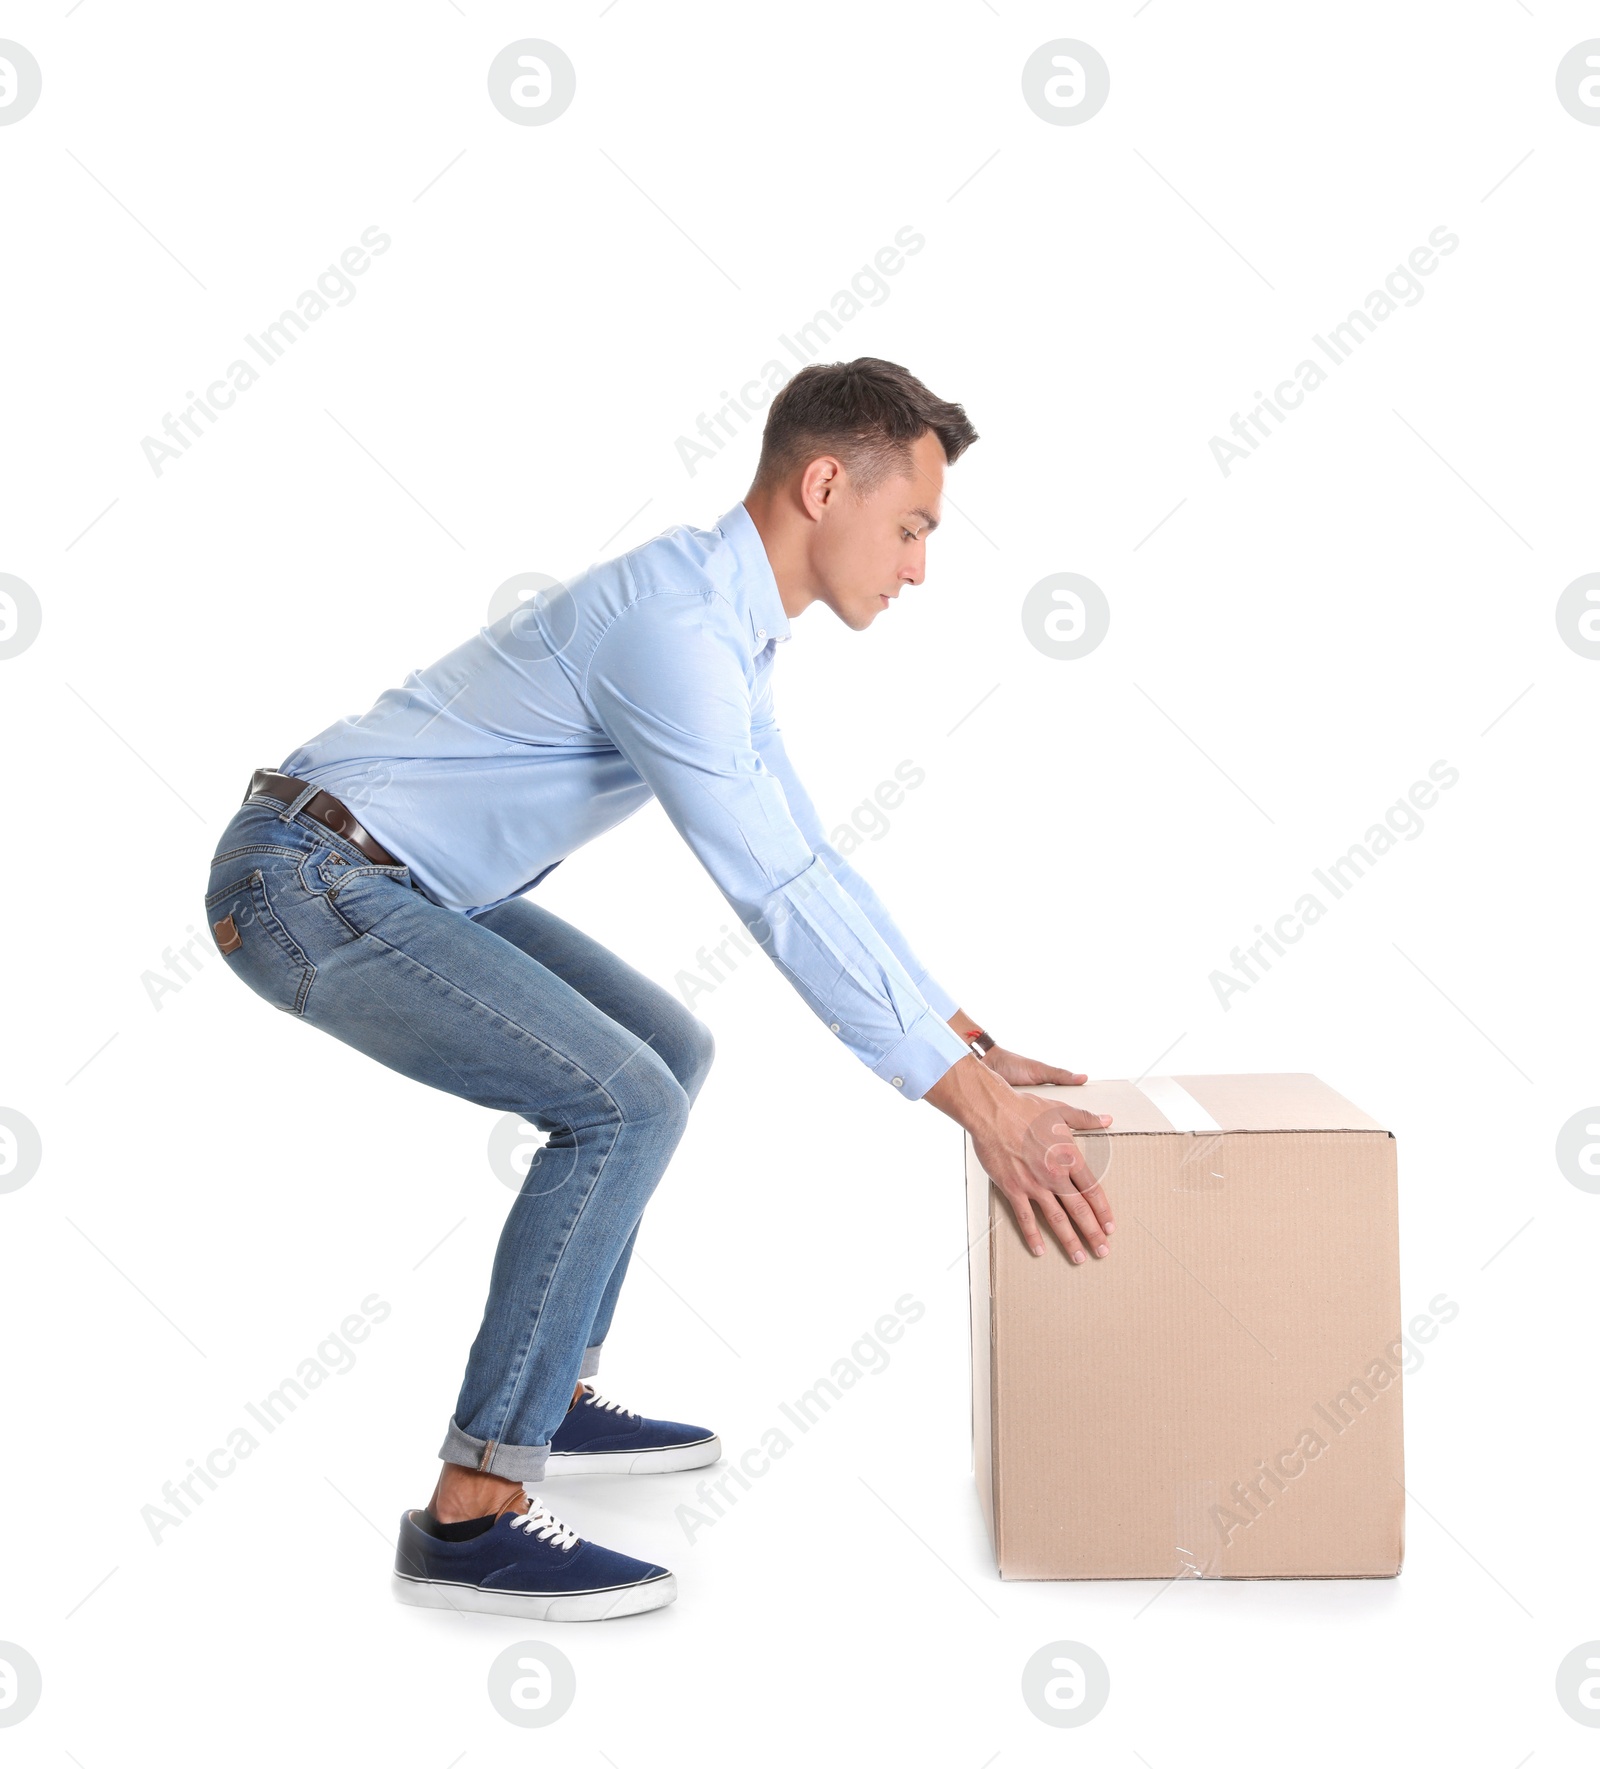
[{"xmin": 204, "ymin": 868, "xmax": 315, "ymax": 1015}]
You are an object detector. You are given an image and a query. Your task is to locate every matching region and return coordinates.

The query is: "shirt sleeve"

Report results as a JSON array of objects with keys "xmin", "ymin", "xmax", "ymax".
[
  {"xmin": 747, "ymin": 684, "xmax": 960, "ymax": 1021},
  {"xmin": 585, "ymin": 589, "xmax": 970, "ymax": 1100}
]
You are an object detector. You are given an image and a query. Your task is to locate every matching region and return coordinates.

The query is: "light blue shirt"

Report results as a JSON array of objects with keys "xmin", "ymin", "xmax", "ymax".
[{"xmin": 281, "ymin": 502, "xmax": 970, "ymax": 1100}]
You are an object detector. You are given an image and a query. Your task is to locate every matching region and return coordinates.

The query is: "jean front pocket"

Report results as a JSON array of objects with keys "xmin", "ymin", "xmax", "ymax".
[
  {"xmin": 204, "ymin": 867, "xmax": 316, "ymax": 1015},
  {"xmin": 294, "ymin": 842, "xmax": 360, "ymax": 899},
  {"xmin": 323, "ymin": 862, "xmax": 417, "ymax": 942}
]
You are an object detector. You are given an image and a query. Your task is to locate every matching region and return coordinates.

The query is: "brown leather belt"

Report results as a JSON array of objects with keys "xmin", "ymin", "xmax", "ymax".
[{"xmin": 246, "ymin": 768, "xmax": 402, "ymax": 869}]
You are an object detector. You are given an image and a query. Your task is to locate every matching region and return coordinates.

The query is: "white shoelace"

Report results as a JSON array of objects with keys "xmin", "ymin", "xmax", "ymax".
[
  {"xmin": 581, "ymin": 1386, "xmax": 638, "ymax": 1417},
  {"xmin": 509, "ymin": 1496, "xmax": 580, "ymax": 1551}
]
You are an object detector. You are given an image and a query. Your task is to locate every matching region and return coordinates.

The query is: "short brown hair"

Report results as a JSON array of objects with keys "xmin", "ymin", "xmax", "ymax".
[{"xmin": 751, "ymin": 357, "xmax": 978, "ymax": 495}]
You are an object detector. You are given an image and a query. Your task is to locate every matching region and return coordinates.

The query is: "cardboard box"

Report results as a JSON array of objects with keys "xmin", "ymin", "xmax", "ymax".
[{"xmin": 965, "ymin": 1073, "xmax": 1403, "ymax": 1580}]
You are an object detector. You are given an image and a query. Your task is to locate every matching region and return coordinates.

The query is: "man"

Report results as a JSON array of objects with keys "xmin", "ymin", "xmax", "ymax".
[{"xmin": 204, "ymin": 357, "xmax": 1116, "ymax": 1622}]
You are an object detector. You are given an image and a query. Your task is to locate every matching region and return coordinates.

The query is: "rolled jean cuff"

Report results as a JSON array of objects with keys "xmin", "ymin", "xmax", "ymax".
[
  {"xmin": 579, "ymin": 1344, "xmax": 602, "ymax": 1380},
  {"xmin": 439, "ymin": 1415, "xmax": 549, "ymax": 1482}
]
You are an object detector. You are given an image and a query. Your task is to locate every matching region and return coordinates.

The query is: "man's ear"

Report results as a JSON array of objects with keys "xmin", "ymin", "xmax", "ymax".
[{"xmin": 800, "ymin": 454, "xmax": 844, "ymax": 518}]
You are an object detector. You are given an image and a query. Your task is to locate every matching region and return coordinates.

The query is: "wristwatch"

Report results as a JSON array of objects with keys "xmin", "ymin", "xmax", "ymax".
[{"xmin": 963, "ymin": 1025, "xmax": 996, "ymax": 1060}]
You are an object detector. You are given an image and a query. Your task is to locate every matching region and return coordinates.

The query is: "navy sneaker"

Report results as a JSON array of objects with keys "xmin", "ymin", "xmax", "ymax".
[
  {"xmin": 392, "ymin": 1495, "xmax": 676, "ymax": 1621},
  {"xmin": 546, "ymin": 1384, "xmax": 720, "ymax": 1476}
]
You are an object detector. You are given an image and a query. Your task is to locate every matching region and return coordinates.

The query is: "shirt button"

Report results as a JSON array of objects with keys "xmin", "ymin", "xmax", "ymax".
[
  {"xmin": 892, "ymin": 1076, "xmax": 904, "ymax": 1087},
  {"xmin": 830, "ymin": 1023, "xmax": 840, "ymax": 1033},
  {"xmin": 756, "ymin": 628, "xmax": 767, "ymax": 640}
]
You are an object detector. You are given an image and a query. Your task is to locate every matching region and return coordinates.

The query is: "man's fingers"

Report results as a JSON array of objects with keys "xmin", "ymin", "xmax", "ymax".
[
  {"xmin": 1063, "ymin": 1147, "xmax": 1116, "ymax": 1236},
  {"xmin": 1035, "ymin": 1194, "xmax": 1088, "ymax": 1264},
  {"xmin": 1026, "ymin": 1103, "xmax": 1111, "ymax": 1146},
  {"xmin": 1024, "ymin": 1099, "xmax": 1111, "ymax": 1138},
  {"xmin": 1006, "ymin": 1190, "xmax": 1044, "ymax": 1258},
  {"xmin": 1052, "ymin": 1180, "xmax": 1110, "ymax": 1256},
  {"xmin": 1002, "ymin": 1097, "xmax": 1118, "ymax": 1262},
  {"xmin": 1038, "ymin": 1142, "xmax": 1116, "ymax": 1242},
  {"xmin": 1080, "ymin": 1177, "xmax": 1115, "ymax": 1236}
]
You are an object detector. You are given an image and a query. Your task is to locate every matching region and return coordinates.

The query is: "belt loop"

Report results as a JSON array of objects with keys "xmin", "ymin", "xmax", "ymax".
[{"xmin": 278, "ymin": 782, "xmax": 320, "ymax": 824}]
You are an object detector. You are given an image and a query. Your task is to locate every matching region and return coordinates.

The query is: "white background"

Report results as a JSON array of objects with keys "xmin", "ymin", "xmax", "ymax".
[{"xmin": 2, "ymin": 0, "xmax": 1597, "ymax": 1761}]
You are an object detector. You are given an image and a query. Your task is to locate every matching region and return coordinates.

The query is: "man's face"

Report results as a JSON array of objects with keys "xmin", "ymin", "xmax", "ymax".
[{"xmin": 808, "ymin": 428, "xmax": 946, "ymax": 631}]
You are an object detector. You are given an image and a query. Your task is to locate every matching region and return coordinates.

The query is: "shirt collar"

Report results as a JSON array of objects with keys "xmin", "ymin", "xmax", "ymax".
[{"xmin": 718, "ymin": 501, "xmax": 792, "ymax": 654}]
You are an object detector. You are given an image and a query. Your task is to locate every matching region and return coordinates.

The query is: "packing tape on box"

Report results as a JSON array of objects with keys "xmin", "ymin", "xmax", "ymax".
[{"xmin": 1133, "ymin": 1075, "xmax": 1222, "ymax": 1134}]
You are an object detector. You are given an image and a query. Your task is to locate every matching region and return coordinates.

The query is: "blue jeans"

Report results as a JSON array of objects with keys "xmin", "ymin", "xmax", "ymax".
[{"xmin": 204, "ymin": 786, "xmax": 714, "ymax": 1481}]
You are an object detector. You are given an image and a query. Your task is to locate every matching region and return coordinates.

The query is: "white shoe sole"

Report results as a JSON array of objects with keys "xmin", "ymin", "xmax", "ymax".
[
  {"xmin": 392, "ymin": 1569, "xmax": 677, "ymax": 1622},
  {"xmin": 544, "ymin": 1434, "xmax": 721, "ymax": 1477}
]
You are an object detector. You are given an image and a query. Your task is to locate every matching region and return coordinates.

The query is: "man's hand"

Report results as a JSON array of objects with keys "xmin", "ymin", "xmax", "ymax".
[
  {"xmin": 981, "ymin": 1046, "xmax": 1088, "ymax": 1088},
  {"xmin": 924, "ymin": 1055, "xmax": 1116, "ymax": 1263},
  {"xmin": 941, "ymin": 1013, "xmax": 1088, "ymax": 1089}
]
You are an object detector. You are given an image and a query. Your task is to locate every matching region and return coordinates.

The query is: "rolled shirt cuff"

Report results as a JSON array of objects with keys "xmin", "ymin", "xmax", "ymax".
[{"xmin": 870, "ymin": 1007, "xmax": 973, "ymax": 1100}]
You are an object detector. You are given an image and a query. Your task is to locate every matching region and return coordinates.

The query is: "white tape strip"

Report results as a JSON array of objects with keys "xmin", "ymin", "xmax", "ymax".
[{"xmin": 1134, "ymin": 1075, "xmax": 1221, "ymax": 1134}]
